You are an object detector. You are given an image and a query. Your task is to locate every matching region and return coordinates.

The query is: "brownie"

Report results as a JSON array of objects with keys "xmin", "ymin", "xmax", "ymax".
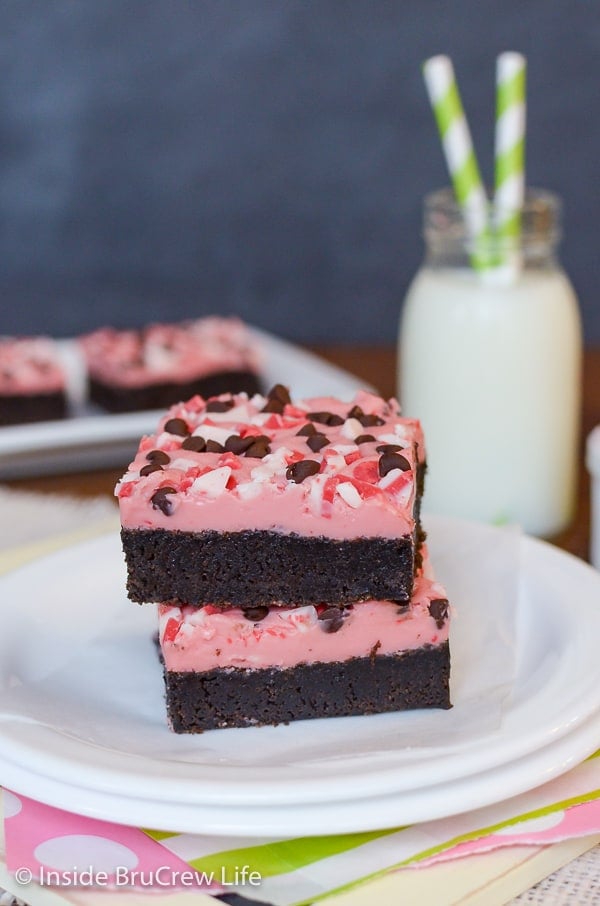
[
  {"xmin": 122, "ymin": 527, "xmax": 416, "ymax": 607},
  {"xmin": 164, "ymin": 643, "xmax": 451, "ymax": 732},
  {"xmin": 81, "ymin": 318, "xmax": 263, "ymax": 414},
  {"xmin": 89, "ymin": 370, "xmax": 261, "ymax": 414},
  {"xmin": 0, "ymin": 391, "xmax": 67, "ymax": 426},
  {"xmin": 0, "ymin": 336, "xmax": 67, "ymax": 426}
]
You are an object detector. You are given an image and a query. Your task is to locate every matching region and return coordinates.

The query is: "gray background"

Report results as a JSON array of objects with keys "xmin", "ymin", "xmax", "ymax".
[{"xmin": 0, "ymin": 0, "xmax": 598, "ymax": 344}]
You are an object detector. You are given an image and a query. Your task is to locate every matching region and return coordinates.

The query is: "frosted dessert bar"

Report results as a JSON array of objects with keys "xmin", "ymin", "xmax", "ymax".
[
  {"xmin": 80, "ymin": 317, "xmax": 262, "ymax": 413},
  {"xmin": 0, "ymin": 336, "xmax": 67, "ymax": 426},
  {"xmin": 159, "ymin": 555, "xmax": 450, "ymax": 731},
  {"xmin": 117, "ymin": 385, "xmax": 426, "ymax": 607}
]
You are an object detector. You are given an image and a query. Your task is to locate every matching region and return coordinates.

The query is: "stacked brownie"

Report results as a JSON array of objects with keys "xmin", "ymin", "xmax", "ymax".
[
  {"xmin": 80, "ymin": 317, "xmax": 262, "ymax": 413},
  {"xmin": 116, "ymin": 385, "xmax": 451, "ymax": 732},
  {"xmin": 0, "ymin": 337, "xmax": 67, "ymax": 426}
]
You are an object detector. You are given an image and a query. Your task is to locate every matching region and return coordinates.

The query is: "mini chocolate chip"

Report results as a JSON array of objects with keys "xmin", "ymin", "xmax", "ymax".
[
  {"xmin": 150, "ymin": 486, "xmax": 177, "ymax": 515},
  {"xmin": 205, "ymin": 439, "xmax": 225, "ymax": 453},
  {"xmin": 429, "ymin": 598, "xmax": 449, "ymax": 629},
  {"xmin": 267, "ymin": 384, "xmax": 291, "ymax": 404},
  {"xmin": 318, "ymin": 606, "xmax": 343, "ymax": 621},
  {"xmin": 181, "ymin": 435, "xmax": 207, "ymax": 452},
  {"xmin": 225, "ymin": 434, "xmax": 254, "ymax": 455},
  {"xmin": 319, "ymin": 607, "xmax": 345, "ymax": 633},
  {"xmin": 359, "ymin": 413, "xmax": 385, "ymax": 427},
  {"xmin": 396, "ymin": 603, "xmax": 410, "ymax": 615},
  {"xmin": 206, "ymin": 399, "xmax": 235, "ymax": 412},
  {"xmin": 164, "ymin": 417, "xmax": 189, "ymax": 436},
  {"xmin": 306, "ymin": 411, "xmax": 344, "ymax": 426},
  {"xmin": 307, "ymin": 433, "xmax": 329, "ymax": 453},
  {"xmin": 346, "ymin": 405, "xmax": 364, "ymax": 420},
  {"xmin": 286, "ymin": 459, "xmax": 320, "ymax": 483},
  {"xmin": 376, "ymin": 443, "xmax": 405, "ymax": 454},
  {"xmin": 244, "ymin": 605, "xmax": 270, "ymax": 622},
  {"xmin": 244, "ymin": 435, "xmax": 271, "ymax": 458},
  {"xmin": 306, "ymin": 411, "xmax": 331, "ymax": 425},
  {"xmin": 140, "ymin": 462, "xmax": 164, "ymax": 476},
  {"xmin": 355, "ymin": 434, "xmax": 376, "ymax": 445},
  {"xmin": 145, "ymin": 449, "xmax": 171, "ymax": 464},
  {"xmin": 261, "ymin": 398, "xmax": 284, "ymax": 414},
  {"xmin": 296, "ymin": 422, "xmax": 317, "ymax": 436},
  {"xmin": 378, "ymin": 451, "xmax": 411, "ymax": 477}
]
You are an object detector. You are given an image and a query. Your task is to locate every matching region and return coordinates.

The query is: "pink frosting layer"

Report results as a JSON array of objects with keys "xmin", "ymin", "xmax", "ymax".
[
  {"xmin": 117, "ymin": 390, "xmax": 425, "ymax": 540},
  {"xmin": 0, "ymin": 337, "xmax": 65, "ymax": 394},
  {"xmin": 158, "ymin": 567, "xmax": 450, "ymax": 672},
  {"xmin": 80, "ymin": 317, "xmax": 261, "ymax": 388}
]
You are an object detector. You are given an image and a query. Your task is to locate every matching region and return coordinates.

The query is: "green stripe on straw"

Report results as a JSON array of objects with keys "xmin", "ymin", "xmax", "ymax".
[
  {"xmin": 495, "ymin": 137, "xmax": 526, "ymax": 187},
  {"xmin": 496, "ymin": 65, "xmax": 527, "ymax": 119},
  {"xmin": 494, "ymin": 52, "xmax": 527, "ymax": 271},
  {"xmin": 432, "ymin": 80, "xmax": 465, "ymax": 137},
  {"xmin": 453, "ymin": 151, "xmax": 485, "ymax": 206},
  {"xmin": 422, "ymin": 55, "xmax": 493, "ymax": 272}
]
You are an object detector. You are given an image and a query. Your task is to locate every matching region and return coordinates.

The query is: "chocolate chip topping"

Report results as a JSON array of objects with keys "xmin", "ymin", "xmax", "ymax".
[
  {"xmin": 243, "ymin": 605, "xmax": 270, "ymax": 622},
  {"xmin": 205, "ymin": 439, "xmax": 225, "ymax": 453},
  {"xmin": 145, "ymin": 449, "xmax": 171, "ymax": 464},
  {"xmin": 150, "ymin": 486, "xmax": 177, "ymax": 515},
  {"xmin": 286, "ymin": 459, "xmax": 320, "ymax": 484},
  {"xmin": 140, "ymin": 462, "xmax": 164, "ymax": 477},
  {"xmin": 245, "ymin": 435, "xmax": 271, "ymax": 458},
  {"xmin": 296, "ymin": 423, "xmax": 317, "ymax": 437},
  {"xmin": 306, "ymin": 411, "xmax": 345, "ymax": 426},
  {"xmin": 224, "ymin": 434, "xmax": 255, "ymax": 455},
  {"xmin": 306, "ymin": 432, "xmax": 329, "ymax": 453},
  {"xmin": 206, "ymin": 399, "xmax": 235, "ymax": 412},
  {"xmin": 262, "ymin": 397, "xmax": 285, "ymax": 414},
  {"xmin": 346, "ymin": 405, "xmax": 364, "ymax": 420},
  {"xmin": 346, "ymin": 405, "xmax": 384, "ymax": 427},
  {"xmin": 429, "ymin": 598, "xmax": 449, "ymax": 629},
  {"xmin": 376, "ymin": 443, "xmax": 405, "ymax": 454},
  {"xmin": 355, "ymin": 433, "xmax": 376, "ymax": 445},
  {"xmin": 378, "ymin": 451, "xmax": 411, "ymax": 477},
  {"xmin": 359, "ymin": 413, "xmax": 385, "ymax": 427},
  {"xmin": 268, "ymin": 383, "xmax": 292, "ymax": 404},
  {"xmin": 318, "ymin": 606, "xmax": 345, "ymax": 633},
  {"xmin": 164, "ymin": 417, "xmax": 189, "ymax": 436},
  {"xmin": 181, "ymin": 435, "xmax": 207, "ymax": 452}
]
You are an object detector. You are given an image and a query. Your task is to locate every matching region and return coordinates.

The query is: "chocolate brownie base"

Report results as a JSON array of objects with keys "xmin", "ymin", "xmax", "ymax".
[
  {"xmin": 0, "ymin": 392, "xmax": 67, "ymax": 426},
  {"xmin": 122, "ymin": 527, "xmax": 416, "ymax": 607},
  {"xmin": 89, "ymin": 370, "xmax": 262, "ymax": 413},
  {"xmin": 164, "ymin": 643, "xmax": 451, "ymax": 732}
]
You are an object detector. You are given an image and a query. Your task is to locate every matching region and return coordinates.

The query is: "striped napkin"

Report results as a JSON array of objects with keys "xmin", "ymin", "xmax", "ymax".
[{"xmin": 2, "ymin": 754, "xmax": 600, "ymax": 905}]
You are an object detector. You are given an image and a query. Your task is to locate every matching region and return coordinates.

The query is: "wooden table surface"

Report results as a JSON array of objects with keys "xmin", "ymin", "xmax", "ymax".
[{"xmin": 5, "ymin": 345, "xmax": 600, "ymax": 562}]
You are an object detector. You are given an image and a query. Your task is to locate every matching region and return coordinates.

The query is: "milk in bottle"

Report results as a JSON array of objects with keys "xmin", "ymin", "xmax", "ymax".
[{"xmin": 398, "ymin": 188, "xmax": 582, "ymax": 537}]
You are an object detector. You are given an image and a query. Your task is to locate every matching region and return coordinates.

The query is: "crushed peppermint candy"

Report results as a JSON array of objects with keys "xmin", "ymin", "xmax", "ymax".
[{"xmin": 116, "ymin": 387, "xmax": 424, "ymax": 524}]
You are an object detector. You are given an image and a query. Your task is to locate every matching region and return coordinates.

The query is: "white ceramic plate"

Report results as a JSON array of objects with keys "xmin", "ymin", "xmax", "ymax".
[
  {"xmin": 0, "ymin": 327, "xmax": 373, "ymax": 479},
  {"xmin": 0, "ymin": 516, "xmax": 599, "ymax": 833}
]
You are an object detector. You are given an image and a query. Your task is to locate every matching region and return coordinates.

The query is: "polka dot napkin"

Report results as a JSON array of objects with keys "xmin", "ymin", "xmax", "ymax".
[{"xmin": 3, "ymin": 751, "xmax": 600, "ymax": 905}]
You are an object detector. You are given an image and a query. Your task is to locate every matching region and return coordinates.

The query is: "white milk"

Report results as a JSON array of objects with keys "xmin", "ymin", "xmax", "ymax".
[{"xmin": 398, "ymin": 267, "xmax": 582, "ymax": 536}]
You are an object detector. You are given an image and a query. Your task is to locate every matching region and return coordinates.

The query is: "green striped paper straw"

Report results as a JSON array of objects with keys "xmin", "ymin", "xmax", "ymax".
[
  {"xmin": 494, "ymin": 51, "xmax": 527, "ymax": 274},
  {"xmin": 422, "ymin": 55, "xmax": 492, "ymax": 271}
]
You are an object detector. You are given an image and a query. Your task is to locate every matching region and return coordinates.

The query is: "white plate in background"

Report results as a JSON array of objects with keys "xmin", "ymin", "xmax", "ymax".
[{"xmin": 0, "ymin": 327, "xmax": 374, "ymax": 479}]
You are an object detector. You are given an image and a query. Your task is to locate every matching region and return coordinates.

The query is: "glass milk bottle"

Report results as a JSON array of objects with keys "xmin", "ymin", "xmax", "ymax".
[{"xmin": 398, "ymin": 188, "xmax": 582, "ymax": 537}]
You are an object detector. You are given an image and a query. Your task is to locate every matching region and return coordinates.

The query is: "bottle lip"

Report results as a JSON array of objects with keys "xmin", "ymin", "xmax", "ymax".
[{"xmin": 423, "ymin": 187, "xmax": 562, "ymax": 252}]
